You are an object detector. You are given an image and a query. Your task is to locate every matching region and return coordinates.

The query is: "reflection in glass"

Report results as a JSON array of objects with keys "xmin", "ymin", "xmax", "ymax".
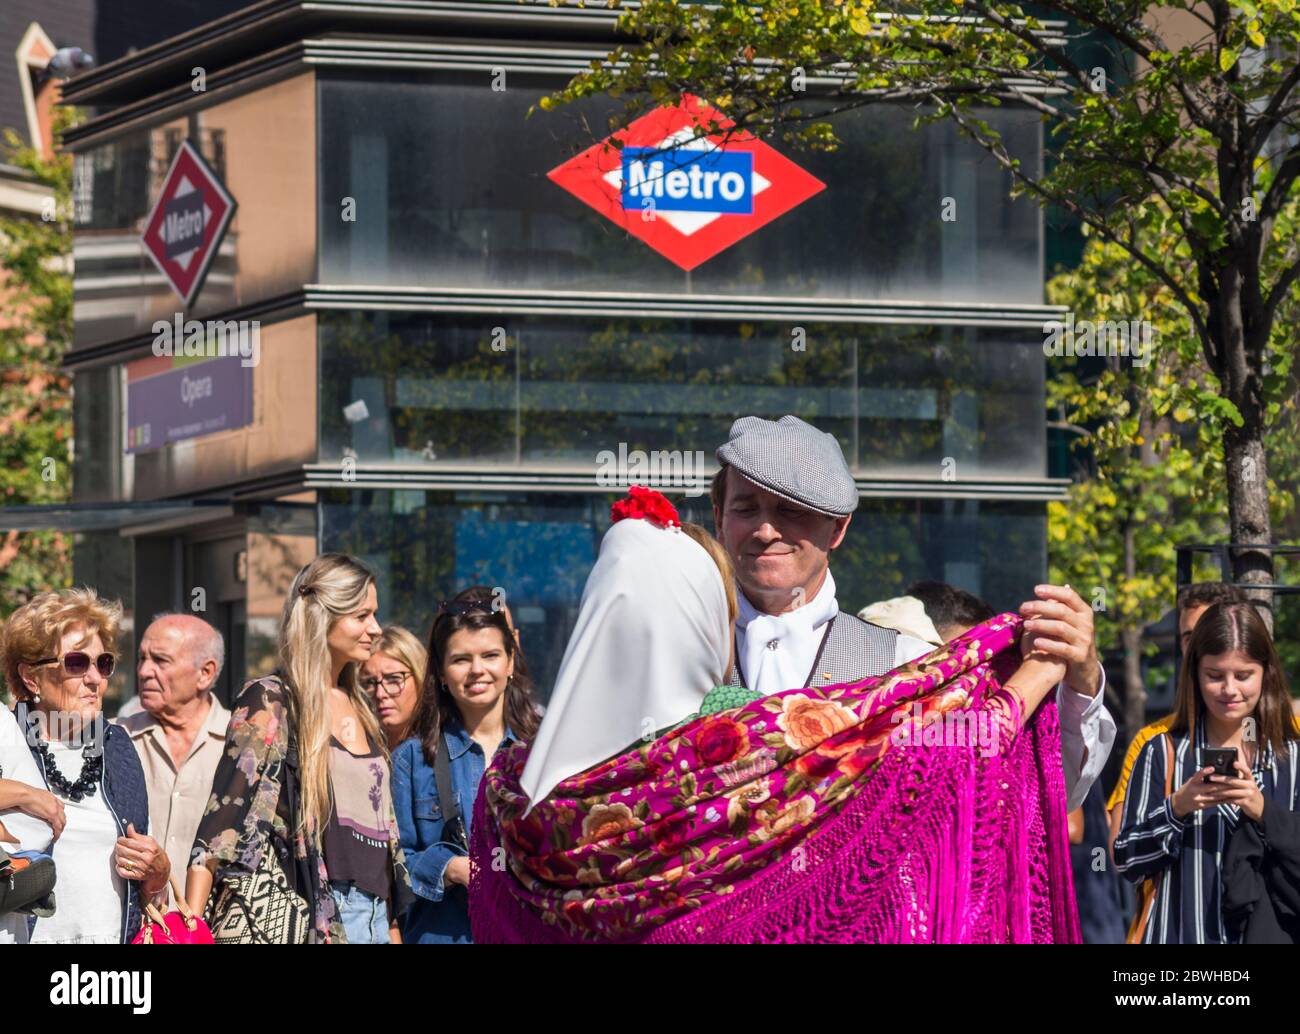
[
  {"xmin": 320, "ymin": 489, "xmax": 1045, "ymax": 701},
  {"xmin": 318, "ymin": 72, "xmax": 1041, "ymax": 302},
  {"xmin": 319, "ymin": 312, "xmax": 1044, "ymax": 479},
  {"xmin": 73, "ymin": 73, "xmax": 316, "ymax": 349}
]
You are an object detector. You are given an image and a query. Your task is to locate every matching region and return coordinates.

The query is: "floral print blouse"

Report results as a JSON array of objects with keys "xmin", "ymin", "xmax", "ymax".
[{"xmin": 191, "ymin": 674, "xmax": 413, "ymax": 943}]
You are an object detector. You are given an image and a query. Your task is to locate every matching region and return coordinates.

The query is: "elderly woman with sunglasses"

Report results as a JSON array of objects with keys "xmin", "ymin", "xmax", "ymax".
[{"xmin": 0, "ymin": 588, "xmax": 168, "ymax": 943}]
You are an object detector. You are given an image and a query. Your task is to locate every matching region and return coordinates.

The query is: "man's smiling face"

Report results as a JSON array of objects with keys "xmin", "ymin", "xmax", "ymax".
[{"xmin": 714, "ymin": 467, "xmax": 851, "ymax": 614}]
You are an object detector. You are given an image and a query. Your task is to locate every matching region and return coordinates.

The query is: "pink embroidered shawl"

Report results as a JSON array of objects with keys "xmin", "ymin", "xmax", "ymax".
[{"xmin": 469, "ymin": 613, "xmax": 1080, "ymax": 943}]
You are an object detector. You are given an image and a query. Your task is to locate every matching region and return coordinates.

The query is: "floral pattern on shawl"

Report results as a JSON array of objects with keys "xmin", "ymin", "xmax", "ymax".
[
  {"xmin": 471, "ymin": 614, "xmax": 1078, "ymax": 943},
  {"xmin": 191, "ymin": 675, "xmax": 414, "ymax": 943}
]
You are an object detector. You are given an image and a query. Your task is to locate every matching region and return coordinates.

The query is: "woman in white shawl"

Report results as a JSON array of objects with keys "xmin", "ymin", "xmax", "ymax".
[{"xmin": 520, "ymin": 500, "xmax": 737, "ymax": 813}]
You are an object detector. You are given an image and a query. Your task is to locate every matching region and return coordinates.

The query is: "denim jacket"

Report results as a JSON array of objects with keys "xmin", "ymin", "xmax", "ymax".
[{"xmin": 391, "ymin": 716, "xmax": 517, "ymax": 944}]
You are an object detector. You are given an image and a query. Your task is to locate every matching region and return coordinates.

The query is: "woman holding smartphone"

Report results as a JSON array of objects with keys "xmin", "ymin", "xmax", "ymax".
[{"xmin": 1115, "ymin": 601, "xmax": 1300, "ymax": 943}]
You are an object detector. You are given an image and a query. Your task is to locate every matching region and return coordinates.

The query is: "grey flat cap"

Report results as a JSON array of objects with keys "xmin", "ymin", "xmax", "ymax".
[{"xmin": 716, "ymin": 415, "xmax": 859, "ymax": 517}]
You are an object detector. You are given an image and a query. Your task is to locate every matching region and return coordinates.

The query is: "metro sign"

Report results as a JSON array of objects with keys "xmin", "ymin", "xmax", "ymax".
[
  {"xmin": 548, "ymin": 94, "xmax": 826, "ymax": 271},
  {"xmin": 141, "ymin": 139, "xmax": 236, "ymax": 307}
]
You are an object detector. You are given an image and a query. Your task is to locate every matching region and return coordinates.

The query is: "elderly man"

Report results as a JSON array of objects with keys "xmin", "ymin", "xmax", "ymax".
[
  {"xmin": 712, "ymin": 414, "xmax": 1115, "ymax": 810},
  {"xmin": 118, "ymin": 614, "xmax": 231, "ymax": 885}
]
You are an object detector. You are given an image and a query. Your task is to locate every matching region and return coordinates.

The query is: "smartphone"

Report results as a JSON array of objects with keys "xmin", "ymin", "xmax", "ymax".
[{"xmin": 1199, "ymin": 747, "xmax": 1237, "ymax": 777}]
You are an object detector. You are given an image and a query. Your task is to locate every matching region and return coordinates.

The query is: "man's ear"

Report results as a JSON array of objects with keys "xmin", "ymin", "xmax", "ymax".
[
  {"xmin": 196, "ymin": 659, "xmax": 219, "ymax": 693},
  {"xmin": 828, "ymin": 514, "xmax": 852, "ymax": 551}
]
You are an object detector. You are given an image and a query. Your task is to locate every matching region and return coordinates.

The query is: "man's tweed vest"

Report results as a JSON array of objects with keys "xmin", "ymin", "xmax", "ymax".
[{"xmin": 726, "ymin": 611, "xmax": 900, "ymax": 690}]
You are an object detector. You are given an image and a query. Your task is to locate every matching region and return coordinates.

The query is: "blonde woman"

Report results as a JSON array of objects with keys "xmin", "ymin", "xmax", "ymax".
[
  {"xmin": 359, "ymin": 626, "xmax": 427, "ymax": 750},
  {"xmin": 186, "ymin": 554, "xmax": 413, "ymax": 943}
]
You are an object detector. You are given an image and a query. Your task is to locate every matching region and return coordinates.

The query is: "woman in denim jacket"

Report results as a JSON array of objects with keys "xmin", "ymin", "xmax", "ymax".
[{"xmin": 393, "ymin": 592, "xmax": 540, "ymax": 943}]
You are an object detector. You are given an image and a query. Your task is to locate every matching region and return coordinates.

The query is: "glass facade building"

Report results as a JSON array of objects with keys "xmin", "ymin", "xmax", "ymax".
[{"xmin": 50, "ymin": 1, "xmax": 1066, "ymax": 704}]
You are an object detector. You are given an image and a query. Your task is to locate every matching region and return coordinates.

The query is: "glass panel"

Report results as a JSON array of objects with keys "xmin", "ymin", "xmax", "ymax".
[
  {"xmin": 71, "ymin": 530, "xmax": 135, "ymax": 712},
  {"xmin": 73, "ymin": 73, "xmax": 317, "ymax": 350},
  {"xmin": 319, "ymin": 313, "xmax": 1044, "ymax": 479},
  {"xmin": 321, "ymin": 490, "xmax": 607, "ymax": 696},
  {"xmin": 318, "ymin": 71, "xmax": 1041, "ymax": 302},
  {"xmin": 72, "ymin": 365, "xmax": 123, "ymax": 502},
  {"xmin": 319, "ymin": 489, "xmax": 1045, "ymax": 701},
  {"xmin": 245, "ymin": 501, "xmax": 319, "ymax": 695}
]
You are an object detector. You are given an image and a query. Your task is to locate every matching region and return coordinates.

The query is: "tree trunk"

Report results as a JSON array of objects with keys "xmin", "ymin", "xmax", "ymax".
[
  {"xmin": 1211, "ymin": 260, "xmax": 1274, "ymax": 627},
  {"xmin": 1121, "ymin": 519, "xmax": 1145, "ymax": 736},
  {"xmin": 1122, "ymin": 625, "xmax": 1145, "ymax": 739},
  {"xmin": 1223, "ymin": 419, "xmax": 1274, "ymax": 631}
]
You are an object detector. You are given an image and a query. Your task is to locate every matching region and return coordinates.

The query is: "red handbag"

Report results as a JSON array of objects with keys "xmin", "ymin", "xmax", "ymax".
[{"xmin": 132, "ymin": 873, "xmax": 214, "ymax": 944}]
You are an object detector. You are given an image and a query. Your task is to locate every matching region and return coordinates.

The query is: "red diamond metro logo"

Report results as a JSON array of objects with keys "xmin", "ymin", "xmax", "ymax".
[
  {"xmin": 548, "ymin": 95, "xmax": 826, "ymax": 271},
  {"xmin": 141, "ymin": 139, "xmax": 236, "ymax": 307}
]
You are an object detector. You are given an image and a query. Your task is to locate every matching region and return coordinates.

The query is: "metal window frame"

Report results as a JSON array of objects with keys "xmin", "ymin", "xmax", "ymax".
[
  {"xmin": 66, "ymin": 284, "xmax": 1066, "ymax": 369},
  {"xmin": 1173, "ymin": 542, "xmax": 1300, "ymax": 674}
]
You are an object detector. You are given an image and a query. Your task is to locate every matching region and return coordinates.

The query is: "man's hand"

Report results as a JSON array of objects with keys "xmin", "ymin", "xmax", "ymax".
[{"xmin": 1018, "ymin": 584, "xmax": 1101, "ymax": 697}]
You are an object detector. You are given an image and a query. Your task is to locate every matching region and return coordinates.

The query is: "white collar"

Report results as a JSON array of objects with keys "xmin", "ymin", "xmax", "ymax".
[{"xmin": 734, "ymin": 570, "xmax": 840, "ymax": 695}]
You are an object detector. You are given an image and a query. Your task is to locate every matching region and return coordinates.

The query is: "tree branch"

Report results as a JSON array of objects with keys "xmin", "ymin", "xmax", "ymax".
[{"xmin": 937, "ymin": 96, "xmax": 1213, "ymax": 353}]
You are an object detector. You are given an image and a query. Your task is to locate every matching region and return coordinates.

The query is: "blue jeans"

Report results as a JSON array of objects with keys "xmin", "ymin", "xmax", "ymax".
[{"xmin": 329, "ymin": 880, "xmax": 390, "ymax": 944}]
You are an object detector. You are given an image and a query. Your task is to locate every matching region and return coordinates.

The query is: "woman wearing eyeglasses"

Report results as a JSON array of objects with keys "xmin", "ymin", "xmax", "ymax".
[
  {"xmin": 360, "ymin": 627, "xmax": 427, "ymax": 750},
  {"xmin": 0, "ymin": 588, "xmax": 169, "ymax": 943},
  {"xmin": 391, "ymin": 590, "xmax": 542, "ymax": 943}
]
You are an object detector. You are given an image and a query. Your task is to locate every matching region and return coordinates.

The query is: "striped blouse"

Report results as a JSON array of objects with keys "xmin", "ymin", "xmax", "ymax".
[{"xmin": 1113, "ymin": 720, "xmax": 1300, "ymax": 944}]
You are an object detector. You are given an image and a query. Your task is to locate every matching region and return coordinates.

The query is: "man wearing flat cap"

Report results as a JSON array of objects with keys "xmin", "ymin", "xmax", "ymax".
[{"xmin": 712, "ymin": 414, "xmax": 1115, "ymax": 810}]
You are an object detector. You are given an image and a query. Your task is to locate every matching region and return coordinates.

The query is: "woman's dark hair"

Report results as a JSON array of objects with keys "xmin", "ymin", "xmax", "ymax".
[
  {"xmin": 1176, "ymin": 581, "xmax": 1246, "ymax": 614},
  {"xmin": 414, "ymin": 587, "xmax": 542, "ymax": 767},
  {"xmin": 905, "ymin": 580, "xmax": 996, "ymax": 638},
  {"xmin": 1171, "ymin": 601, "xmax": 1299, "ymax": 755}
]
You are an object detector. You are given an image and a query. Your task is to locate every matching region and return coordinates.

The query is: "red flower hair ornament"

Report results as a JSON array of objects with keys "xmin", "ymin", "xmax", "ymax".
[{"xmin": 610, "ymin": 485, "xmax": 681, "ymax": 529}]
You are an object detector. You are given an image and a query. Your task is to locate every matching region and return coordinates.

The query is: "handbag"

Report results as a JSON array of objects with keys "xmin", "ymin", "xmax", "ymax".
[
  {"xmin": 0, "ymin": 848, "xmax": 56, "ymax": 917},
  {"xmin": 132, "ymin": 872, "xmax": 214, "ymax": 944},
  {"xmin": 1126, "ymin": 735, "xmax": 1177, "ymax": 944},
  {"xmin": 205, "ymin": 744, "xmax": 311, "ymax": 944},
  {"xmin": 206, "ymin": 841, "xmax": 310, "ymax": 944}
]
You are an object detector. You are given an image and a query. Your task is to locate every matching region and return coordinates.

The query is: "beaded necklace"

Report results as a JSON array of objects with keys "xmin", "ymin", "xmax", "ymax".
[{"xmin": 32, "ymin": 730, "xmax": 104, "ymax": 802}]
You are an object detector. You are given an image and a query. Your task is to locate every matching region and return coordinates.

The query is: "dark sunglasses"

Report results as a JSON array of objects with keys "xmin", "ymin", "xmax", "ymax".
[{"xmin": 31, "ymin": 651, "xmax": 116, "ymax": 679}]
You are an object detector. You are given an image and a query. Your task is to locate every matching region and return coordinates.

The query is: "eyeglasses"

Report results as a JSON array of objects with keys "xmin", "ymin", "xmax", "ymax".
[
  {"xmin": 30, "ymin": 651, "xmax": 116, "ymax": 679},
  {"xmin": 360, "ymin": 671, "xmax": 410, "ymax": 698}
]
